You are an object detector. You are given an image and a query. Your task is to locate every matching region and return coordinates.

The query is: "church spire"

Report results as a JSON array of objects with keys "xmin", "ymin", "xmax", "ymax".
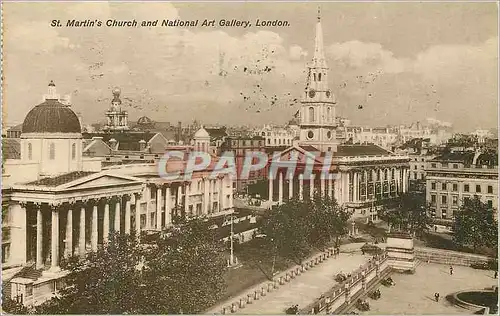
[{"xmin": 313, "ymin": 6, "xmax": 327, "ymax": 68}]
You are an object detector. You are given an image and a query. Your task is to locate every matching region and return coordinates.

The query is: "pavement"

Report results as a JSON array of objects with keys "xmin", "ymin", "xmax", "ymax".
[
  {"xmin": 359, "ymin": 262, "xmax": 497, "ymax": 315},
  {"xmin": 232, "ymin": 251, "xmax": 368, "ymax": 314}
]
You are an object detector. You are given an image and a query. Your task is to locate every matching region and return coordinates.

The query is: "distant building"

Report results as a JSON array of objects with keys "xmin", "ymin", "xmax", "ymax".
[
  {"xmin": 221, "ymin": 135, "xmax": 267, "ymax": 192},
  {"xmin": 255, "ymin": 124, "xmax": 299, "ymax": 147},
  {"xmin": 102, "ymin": 87, "xmax": 130, "ymax": 132},
  {"xmin": 471, "ymin": 129, "xmax": 493, "ymax": 143},
  {"xmin": 425, "ymin": 149, "xmax": 498, "ymax": 225},
  {"xmin": 6, "ymin": 124, "xmax": 23, "ymax": 139}
]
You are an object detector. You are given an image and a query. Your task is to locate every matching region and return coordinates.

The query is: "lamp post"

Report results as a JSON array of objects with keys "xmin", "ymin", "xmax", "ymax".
[{"xmin": 225, "ymin": 214, "xmax": 237, "ymax": 267}]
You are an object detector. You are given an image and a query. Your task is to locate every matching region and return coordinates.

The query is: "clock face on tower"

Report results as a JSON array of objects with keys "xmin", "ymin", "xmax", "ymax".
[{"xmin": 308, "ymin": 90, "xmax": 316, "ymax": 98}]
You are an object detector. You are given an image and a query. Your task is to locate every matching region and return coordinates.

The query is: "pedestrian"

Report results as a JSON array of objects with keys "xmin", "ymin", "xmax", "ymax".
[
  {"xmin": 434, "ymin": 292, "xmax": 440, "ymax": 302},
  {"xmin": 449, "ymin": 266, "xmax": 453, "ymax": 275},
  {"xmin": 494, "ymin": 271, "xmax": 498, "ymax": 279}
]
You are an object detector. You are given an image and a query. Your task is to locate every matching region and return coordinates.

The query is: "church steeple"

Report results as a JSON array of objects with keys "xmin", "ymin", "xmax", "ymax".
[
  {"xmin": 298, "ymin": 8, "xmax": 338, "ymax": 152},
  {"xmin": 313, "ymin": 7, "xmax": 327, "ymax": 69}
]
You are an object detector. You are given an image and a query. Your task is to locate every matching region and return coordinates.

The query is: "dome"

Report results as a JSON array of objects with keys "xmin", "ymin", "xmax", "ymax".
[
  {"xmin": 194, "ymin": 126, "xmax": 210, "ymax": 138},
  {"xmin": 137, "ymin": 116, "xmax": 153, "ymax": 125},
  {"xmin": 22, "ymin": 99, "xmax": 81, "ymax": 134}
]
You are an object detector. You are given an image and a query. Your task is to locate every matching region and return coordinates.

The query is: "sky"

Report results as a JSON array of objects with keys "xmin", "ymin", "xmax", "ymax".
[{"xmin": 2, "ymin": 2, "xmax": 498, "ymax": 132}]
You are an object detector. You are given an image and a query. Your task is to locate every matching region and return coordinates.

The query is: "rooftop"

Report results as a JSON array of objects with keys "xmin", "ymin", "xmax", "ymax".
[
  {"xmin": 334, "ymin": 144, "xmax": 392, "ymax": 157},
  {"xmin": 2, "ymin": 138, "xmax": 21, "ymax": 159},
  {"xmin": 26, "ymin": 171, "xmax": 96, "ymax": 187}
]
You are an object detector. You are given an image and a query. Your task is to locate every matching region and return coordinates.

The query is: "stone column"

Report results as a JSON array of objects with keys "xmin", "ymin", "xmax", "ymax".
[
  {"xmin": 115, "ymin": 199, "xmax": 121, "ymax": 233},
  {"xmin": 185, "ymin": 183, "xmax": 190, "ymax": 215},
  {"xmin": 145, "ymin": 186, "xmax": 151, "ymax": 229},
  {"xmin": 125, "ymin": 198, "xmax": 131, "ymax": 234},
  {"xmin": 79, "ymin": 206, "xmax": 86, "ymax": 256},
  {"xmin": 92, "ymin": 205, "xmax": 98, "ymax": 251},
  {"xmin": 165, "ymin": 187, "xmax": 171, "ymax": 226},
  {"xmin": 36, "ymin": 208, "xmax": 43, "ymax": 269},
  {"xmin": 103, "ymin": 202, "xmax": 110, "ymax": 243},
  {"xmin": 65, "ymin": 208, "xmax": 73, "ymax": 257},
  {"xmin": 268, "ymin": 176, "xmax": 274, "ymax": 203},
  {"xmin": 353, "ymin": 172, "xmax": 358, "ymax": 202},
  {"xmin": 203, "ymin": 179, "xmax": 209, "ymax": 214},
  {"xmin": 218, "ymin": 178, "xmax": 224, "ymax": 211},
  {"xmin": 135, "ymin": 194, "xmax": 141, "ymax": 236},
  {"xmin": 288, "ymin": 171, "xmax": 294, "ymax": 200},
  {"xmin": 50, "ymin": 209, "xmax": 60, "ymax": 270},
  {"xmin": 309, "ymin": 174, "xmax": 315, "ymax": 199},
  {"xmin": 320, "ymin": 175, "xmax": 326, "ymax": 197},
  {"xmin": 299, "ymin": 174, "xmax": 304, "ymax": 200},
  {"xmin": 278, "ymin": 172, "xmax": 283, "ymax": 204},
  {"xmin": 328, "ymin": 174, "xmax": 333, "ymax": 198},
  {"xmin": 156, "ymin": 187, "xmax": 162, "ymax": 230}
]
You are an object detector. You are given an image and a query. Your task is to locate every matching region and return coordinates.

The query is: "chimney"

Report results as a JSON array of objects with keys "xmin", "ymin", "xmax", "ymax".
[
  {"xmin": 139, "ymin": 139, "xmax": 147, "ymax": 151},
  {"xmin": 177, "ymin": 121, "xmax": 182, "ymax": 143}
]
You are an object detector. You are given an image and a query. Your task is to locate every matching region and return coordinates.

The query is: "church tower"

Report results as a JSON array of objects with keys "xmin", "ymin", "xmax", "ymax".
[
  {"xmin": 103, "ymin": 87, "xmax": 130, "ymax": 132},
  {"xmin": 299, "ymin": 9, "xmax": 338, "ymax": 152}
]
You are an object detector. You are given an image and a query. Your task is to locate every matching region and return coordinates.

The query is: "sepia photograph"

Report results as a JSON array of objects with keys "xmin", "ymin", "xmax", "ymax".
[{"xmin": 0, "ymin": 1, "xmax": 498, "ymax": 315}]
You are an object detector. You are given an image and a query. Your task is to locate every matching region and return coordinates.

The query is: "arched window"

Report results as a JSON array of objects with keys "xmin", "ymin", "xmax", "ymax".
[
  {"xmin": 49, "ymin": 143, "xmax": 55, "ymax": 160},
  {"xmin": 27, "ymin": 143, "xmax": 32, "ymax": 160},
  {"xmin": 313, "ymin": 73, "xmax": 317, "ymax": 81},
  {"xmin": 71, "ymin": 143, "xmax": 76, "ymax": 160},
  {"xmin": 308, "ymin": 107, "xmax": 315, "ymax": 123},
  {"xmin": 318, "ymin": 73, "xmax": 322, "ymax": 81}
]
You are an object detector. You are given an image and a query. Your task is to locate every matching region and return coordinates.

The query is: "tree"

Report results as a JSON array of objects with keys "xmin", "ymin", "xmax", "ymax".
[
  {"xmin": 259, "ymin": 196, "xmax": 352, "ymax": 263},
  {"xmin": 34, "ymin": 217, "xmax": 227, "ymax": 314},
  {"xmin": 306, "ymin": 194, "xmax": 353, "ymax": 248},
  {"xmin": 259, "ymin": 198, "xmax": 311, "ymax": 262},
  {"xmin": 378, "ymin": 192, "xmax": 431, "ymax": 237},
  {"xmin": 453, "ymin": 196, "xmax": 498, "ymax": 252}
]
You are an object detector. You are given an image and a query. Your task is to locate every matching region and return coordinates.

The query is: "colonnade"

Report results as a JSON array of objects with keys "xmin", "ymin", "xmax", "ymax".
[
  {"xmin": 267, "ymin": 167, "xmax": 410, "ymax": 205},
  {"xmin": 30, "ymin": 193, "xmax": 139, "ymax": 271}
]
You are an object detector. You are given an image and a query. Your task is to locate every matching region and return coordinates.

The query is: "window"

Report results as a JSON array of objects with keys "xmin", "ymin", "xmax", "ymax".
[
  {"xmin": 27, "ymin": 143, "xmax": 32, "ymax": 160},
  {"xmin": 414, "ymin": 174, "xmax": 417, "ymax": 180},
  {"xmin": 442, "ymin": 183, "xmax": 447, "ymax": 191},
  {"xmin": 308, "ymin": 107, "xmax": 315, "ymax": 123},
  {"xmin": 476, "ymin": 185, "xmax": 481, "ymax": 193},
  {"xmin": 431, "ymin": 195, "xmax": 436, "ymax": 204},
  {"xmin": 452, "ymin": 184, "xmax": 458, "ymax": 192},
  {"xmin": 318, "ymin": 73, "xmax": 322, "ymax": 81},
  {"xmin": 487, "ymin": 200, "xmax": 493, "ymax": 208},
  {"xmin": 441, "ymin": 196, "xmax": 447, "ymax": 204},
  {"xmin": 464, "ymin": 184, "xmax": 469, "ymax": 192},
  {"xmin": 453, "ymin": 164, "xmax": 458, "ymax": 169},
  {"xmin": 431, "ymin": 182, "xmax": 436, "ymax": 190},
  {"xmin": 49, "ymin": 143, "xmax": 55, "ymax": 160},
  {"xmin": 421, "ymin": 158, "xmax": 425, "ymax": 162},
  {"xmin": 488, "ymin": 185, "xmax": 493, "ymax": 194},
  {"xmin": 391, "ymin": 169, "xmax": 395, "ymax": 179},
  {"xmin": 150, "ymin": 188, "xmax": 156, "ymax": 200},
  {"xmin": 313, "ymin": 73, "xmax": 317, "ymax": 81},
  {"xmin": 384, "ymin": 169, "xmax": 388, "ymax": 180},
  {"xmin": 452, "ymin": 196, "xmax": 458, "ymax": 205},
  {"xmin": 431, "ymin": 163, "xmax": 436, "ymax": 168},
  {"xmin": 414, "ymin": 165, "xmax": 417, "ymax": 170},
  {"xmin": 71, "ymin": 143, "xmax": 76, "ymax": 160}
]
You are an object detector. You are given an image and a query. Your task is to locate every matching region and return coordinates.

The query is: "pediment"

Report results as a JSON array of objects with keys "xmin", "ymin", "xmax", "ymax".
[
  {"xmin": 272, "ymin": 145, "xmax": 323, "ymax": 164},
  {"xmin": 58, "ymin": 172, "xmax": 142, "ymax": 190}
]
